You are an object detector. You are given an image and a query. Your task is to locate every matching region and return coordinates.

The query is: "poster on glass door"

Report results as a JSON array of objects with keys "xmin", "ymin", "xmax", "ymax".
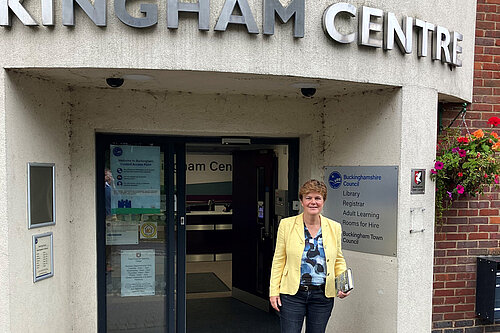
[
  {"xmin": 121, "ymin": 249, "xmax": 155, "ymax": 297},
  {"xmin": 110, "ymin": 145, "xmax": 161, "ymax": 214}
]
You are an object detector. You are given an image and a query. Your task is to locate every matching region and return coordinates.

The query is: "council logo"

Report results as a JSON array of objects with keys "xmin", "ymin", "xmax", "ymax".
[
  {"xmin": 113, "ymin": 146, "xmax": 123, "ymax": 156},
  {"xmin": 328, "ymin": 171, "xmax": 342, "ymax": 189}
]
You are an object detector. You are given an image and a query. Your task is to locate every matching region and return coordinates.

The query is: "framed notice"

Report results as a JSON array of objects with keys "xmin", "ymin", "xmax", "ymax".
[
  {"xmin": 32, "ymin": 232, "xmax": 54, "ymax": 282},
  {"xmin": 28, "ymin": 162, "xmax": 55, "ymax": 229},
  {"xmin": 324, "ymin": 166, "xmax": 398, "ymax": 257}
]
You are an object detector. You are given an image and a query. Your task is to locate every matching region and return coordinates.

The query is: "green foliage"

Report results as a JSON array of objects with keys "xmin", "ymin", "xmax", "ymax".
[{"xmin": 430, "ymin": 126, "xmax": 500, "ymax": 222}]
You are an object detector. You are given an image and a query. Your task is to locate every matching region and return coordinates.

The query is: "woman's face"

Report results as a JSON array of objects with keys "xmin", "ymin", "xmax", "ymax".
[{"xmin": 300, "ymin": 191, "xmax": 324, "ymax": 216}]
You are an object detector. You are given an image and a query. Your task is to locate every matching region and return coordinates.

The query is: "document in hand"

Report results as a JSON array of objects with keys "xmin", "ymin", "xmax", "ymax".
[{"xmin": 335, "ymin": 268, "xmax": 354, "ymax": 293}]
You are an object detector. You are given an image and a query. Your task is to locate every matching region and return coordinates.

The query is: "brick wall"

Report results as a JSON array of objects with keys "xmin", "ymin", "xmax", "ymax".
[{"xmin": 432, "ymin": 2, "xmax": 500, "ymax": 331}]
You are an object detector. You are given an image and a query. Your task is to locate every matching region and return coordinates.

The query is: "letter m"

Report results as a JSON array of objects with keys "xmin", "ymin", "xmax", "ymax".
[{"xmin": 263, "ymin": 0, "xmax": 304, "ymax": 38}]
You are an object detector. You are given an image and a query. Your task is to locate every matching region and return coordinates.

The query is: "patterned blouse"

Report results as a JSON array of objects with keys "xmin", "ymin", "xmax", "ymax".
[{"xmin": 300, "ymin": 225, "xmax": 327, "ymax": 286}]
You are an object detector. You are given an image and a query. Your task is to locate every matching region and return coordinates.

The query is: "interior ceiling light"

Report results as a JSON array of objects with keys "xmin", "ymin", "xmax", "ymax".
[{"xmin": 221, "ymin": 138, "xmax": 251, "ymax": 145}]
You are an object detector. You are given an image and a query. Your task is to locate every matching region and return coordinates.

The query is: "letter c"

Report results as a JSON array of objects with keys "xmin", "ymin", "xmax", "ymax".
[{"xmin": 322, "ymin": 2, "xmax": 356, "ymax": 43}]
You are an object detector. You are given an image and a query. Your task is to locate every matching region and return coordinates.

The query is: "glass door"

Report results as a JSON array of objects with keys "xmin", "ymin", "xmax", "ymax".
[{"xmin": 96, "ymin": 135, "xmax": 186, "ymax": 333}]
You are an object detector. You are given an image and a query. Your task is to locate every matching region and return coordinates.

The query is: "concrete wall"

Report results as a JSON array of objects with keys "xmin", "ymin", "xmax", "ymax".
[
  {"xmin": 321, "ymin": 89, "xmax": 402, "ymax": 332},
  {"xmin": 1, "ymin": 70, "xmax": 439, "ymax": 332},
  {"xmin": 4, "ymin": 72, "xmax": 72, "ymax": 332},
  {"xmin": 317, "ymin": 87, "xmax": 437, "ymax": 333},
  {"xmin": 0, "ymin": 0, "xmax": 476, "ymax": 101},
  {"xmin": 68, "ymin": 82, "xmax": 324, "ymax": 331},
  {"xmin": 0, "ymin": 67, "xmax": 10, "ymax": 333}
]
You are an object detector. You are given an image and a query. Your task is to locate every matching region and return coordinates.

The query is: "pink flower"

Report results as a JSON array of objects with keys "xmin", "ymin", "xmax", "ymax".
[
  {"xmin": 435, "ymin": 161, "xmax": 444, "ymax": 170},
  {"xmin": 459, "ymin": 149, "xmax": 467, "ymax": 157},
  {"xmin": 485, "ymin": 174, "xmax": 489, "ymax": 178},
  {"xmin": 456, "ymin": 185, "xmax": 465, "ymax": 194},
  {"xmin": 495, "ymin": 175, "xmax": 500, "ymax": 184},
  {"xmin": 431, "ymin": 169, "xmax": 437, "ymax": 174}
]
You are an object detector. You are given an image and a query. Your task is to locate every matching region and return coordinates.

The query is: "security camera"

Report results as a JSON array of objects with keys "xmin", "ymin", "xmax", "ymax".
[
  {"xmin": 301, "ymin": 87, "xmax": 316, "ymax": 98},
  {"xmin": 106, "ymin": 78, "xmax": 124, "ymax": 88}
]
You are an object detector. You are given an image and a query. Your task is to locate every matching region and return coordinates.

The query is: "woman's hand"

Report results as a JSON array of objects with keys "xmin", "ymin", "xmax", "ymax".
[
  {"xmin": 269, "ymin": 295, "xmax": 282, "ymax": 311},
  {"xmin": 337, "ymin": 290, "xmax": 350, "ymax": 299}
]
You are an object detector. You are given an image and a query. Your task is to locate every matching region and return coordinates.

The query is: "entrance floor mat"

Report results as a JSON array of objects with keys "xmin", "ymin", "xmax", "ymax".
[
  {"xmin": 187, "ymin": 297, "xmax": 280, "ymax": 333},
  {"xmin": 187, "ymin": 272, "xmax": 230, "ymax": 294}
]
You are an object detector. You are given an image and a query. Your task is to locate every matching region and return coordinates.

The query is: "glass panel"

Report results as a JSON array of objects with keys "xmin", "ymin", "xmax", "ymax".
[
  {"xmin": 104, "ymin": 143, "xmax": 168, "ymax": 333},
  {"xmin": 28, "ymin": 163, "xmax": 55, "ymax": 228}
]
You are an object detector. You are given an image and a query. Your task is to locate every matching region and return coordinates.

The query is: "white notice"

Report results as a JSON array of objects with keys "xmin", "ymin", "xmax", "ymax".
[
  {"xmin": 35, "ymin": 235, "xmax": 52, "ymax": 278},
  {"xmin": 106, "ymin": 222, "xmax": 139, "ymax": 245},
  {"xmin": 121, "ymin": 249, "xmax": 155, "ymax": 297}
]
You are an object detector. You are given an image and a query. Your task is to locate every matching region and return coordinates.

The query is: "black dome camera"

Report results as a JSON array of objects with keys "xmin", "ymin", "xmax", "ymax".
[
  {"xmin": 106, "ymin": 78, "xmax": 124, "ymax": 88},
  {"xmin": 301, "ymin": 87, "xmax": 316, "ymax": 98}
]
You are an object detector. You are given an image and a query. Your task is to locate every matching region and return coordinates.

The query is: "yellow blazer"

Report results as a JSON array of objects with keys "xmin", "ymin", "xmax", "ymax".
[{"xmin": 269, "ymin": 213, "xmax": 346, "ymax": 298}]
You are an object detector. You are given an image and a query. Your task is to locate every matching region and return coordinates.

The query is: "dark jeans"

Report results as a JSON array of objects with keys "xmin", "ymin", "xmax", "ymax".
[{"xmin": 279, "ymin": 290, "xmax": 334, "ymax": 333}]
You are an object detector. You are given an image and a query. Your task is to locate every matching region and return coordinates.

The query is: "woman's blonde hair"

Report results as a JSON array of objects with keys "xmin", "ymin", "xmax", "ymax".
[{"xmin": 299, "ymin": 179, "xmax": 327, "ymax": 201}]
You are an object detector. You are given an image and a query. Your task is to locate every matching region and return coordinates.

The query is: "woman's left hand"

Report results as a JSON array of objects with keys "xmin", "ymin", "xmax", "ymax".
[{"xmin": 337, "ymin": 290, "xmax": 350, "ymax": 299}]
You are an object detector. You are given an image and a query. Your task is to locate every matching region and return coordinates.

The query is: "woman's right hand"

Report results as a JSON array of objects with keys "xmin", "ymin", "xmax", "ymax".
[{"xmin": 269, "ymin": 295, "xmax": 282, "ymax": 312}]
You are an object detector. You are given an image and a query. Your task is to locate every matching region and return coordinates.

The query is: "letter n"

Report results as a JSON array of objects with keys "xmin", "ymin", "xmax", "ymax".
[{"xmin": 62, "ymin": 0, "xmax": 106, "ymax": 26}]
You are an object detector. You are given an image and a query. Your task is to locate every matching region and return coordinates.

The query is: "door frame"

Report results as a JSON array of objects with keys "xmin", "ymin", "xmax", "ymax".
[{"xmin": 96, "ymin": 133, "xmax": 299, "ymax": 333}]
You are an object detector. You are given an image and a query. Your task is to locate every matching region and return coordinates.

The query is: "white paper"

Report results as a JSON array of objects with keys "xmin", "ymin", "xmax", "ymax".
[
  {"xmin": 121, "ymin": 249, "xmax": 155, "ymax": 297},
  {"xmin": 35, "ymin": 235, "xmax": 52, "ymax": 278},
  {"xmin": 106, "ymin": 222, "xmax": 139, "ymax": 245}
]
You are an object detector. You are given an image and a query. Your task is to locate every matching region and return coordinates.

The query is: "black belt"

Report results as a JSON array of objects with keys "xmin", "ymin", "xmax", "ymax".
[{"xmin": 298, "ymin": 284, "xmax": 325, "ymax": 292}]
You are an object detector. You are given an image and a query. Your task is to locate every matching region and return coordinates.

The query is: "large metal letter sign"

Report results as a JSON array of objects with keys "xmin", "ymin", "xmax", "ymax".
[
  {"xmin": 263, "ymin": 0, "xmax": 304, "ymax": 38},
  {"xmin": 214, "ymin": 0, "xmax": 259, "ymax": 34}
]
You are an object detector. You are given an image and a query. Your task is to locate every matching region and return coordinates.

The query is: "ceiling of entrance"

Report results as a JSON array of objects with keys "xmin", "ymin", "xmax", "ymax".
[{"xmin": 12, "ymin": 68, "xmax": 391, "ymax": 98}]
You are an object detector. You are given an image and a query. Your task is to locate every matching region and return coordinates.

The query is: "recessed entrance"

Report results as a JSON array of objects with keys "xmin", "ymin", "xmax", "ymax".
[{"xmin": 96, "ymin": 134, "xmax": 299, "ymax": 332}]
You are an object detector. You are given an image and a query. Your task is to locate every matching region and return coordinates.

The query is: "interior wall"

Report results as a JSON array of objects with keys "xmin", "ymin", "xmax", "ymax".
[
  {"xmin": 4, "ymin": 71, "xmax": 72, "ymax": 332},
  {"xmin": 275, "ymin": 145, "xmax": 288, "ymax": 190}
]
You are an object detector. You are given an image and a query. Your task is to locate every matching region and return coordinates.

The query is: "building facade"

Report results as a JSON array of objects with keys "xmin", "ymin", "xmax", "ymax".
[
  {"xmin": 432, "ymin": 1, "xmax": 500, "ymax": 331},
  {"xmin": 0, "ymin": 0, "xmax": 476, "ymax": 332}
]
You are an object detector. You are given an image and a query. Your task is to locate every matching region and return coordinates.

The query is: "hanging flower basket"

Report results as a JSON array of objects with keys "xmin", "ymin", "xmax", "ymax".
[{"xmin": 430, "ymin": 116, "xmax": 500, "ymax": 222}]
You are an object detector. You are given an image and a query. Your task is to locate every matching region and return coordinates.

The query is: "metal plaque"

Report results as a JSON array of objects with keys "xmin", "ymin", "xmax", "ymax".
[
  {"xmin": 33, "ymin": 232, "xmax": 54, "ymax": 282},
  {"xmin": 410, "ymin": 169, "xmax": 425, "ymax": 195},
  {"xmin": 323, "ymin": 166, "xmax": 398, "ymax": 257}
]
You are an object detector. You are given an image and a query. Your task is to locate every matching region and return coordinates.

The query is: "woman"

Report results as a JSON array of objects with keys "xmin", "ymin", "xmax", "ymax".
[{"xmin": 269, "ymin": 179, "xmax": 350, "ymax": 333}]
